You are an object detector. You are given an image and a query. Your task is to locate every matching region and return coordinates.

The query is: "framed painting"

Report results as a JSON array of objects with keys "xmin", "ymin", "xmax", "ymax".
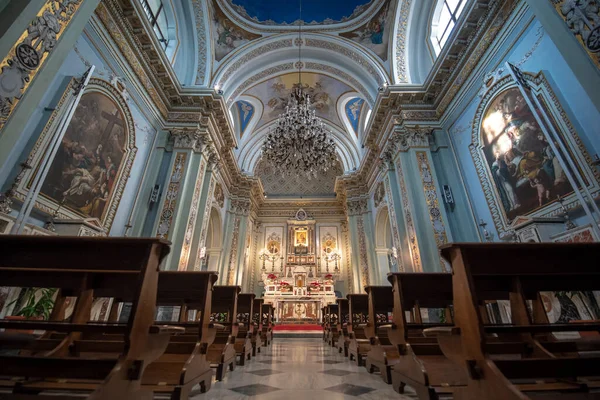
[
  {"xmin": 471, "ymin": 71, "xmax": 600, "ymax": 236},
  {"xmin": 15, "ymin": 78, "xmax": 136, "ymax": 231}
]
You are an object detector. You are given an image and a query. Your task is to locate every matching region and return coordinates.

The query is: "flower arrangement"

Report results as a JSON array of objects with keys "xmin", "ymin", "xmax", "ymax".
[
  {"xmin": 324, "ymin": 274, "xmax": 333, "ymax": 279},
  {"xmin": 279, "ymin": 281, "xmax": 291, "ymax": 292},
  {"xmin": 267, "ymin": 273, "xmax": 278, "ymax": 281},
  {"xmin": 308, "ymin": 281, "xmax": 322, "ymax": 293}
]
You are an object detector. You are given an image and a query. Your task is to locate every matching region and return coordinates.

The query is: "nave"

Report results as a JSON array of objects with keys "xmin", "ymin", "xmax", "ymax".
[{"xmin": 193, "ymin": 338, "xmax": 412, "ymax": 400}]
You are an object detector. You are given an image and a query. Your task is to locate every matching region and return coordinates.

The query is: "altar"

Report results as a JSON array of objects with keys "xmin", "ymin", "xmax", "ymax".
[
  {"xmin": 263, "ymin": 266, "xmax": 337, "ymax": 322},
  {"xmin": 260, "ymin": 210, "xmax": 340, "ymax": 322}
]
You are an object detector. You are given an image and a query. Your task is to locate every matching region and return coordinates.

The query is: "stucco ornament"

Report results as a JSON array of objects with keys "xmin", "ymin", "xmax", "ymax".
[{"xmin": 0, "ymin": 0, "xmax": 83, "ymax": 131}]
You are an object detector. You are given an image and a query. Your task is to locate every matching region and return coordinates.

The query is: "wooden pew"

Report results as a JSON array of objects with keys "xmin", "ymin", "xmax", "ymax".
[
  {"xmin": 336, "ymin": 298, "xmax": 351, "ymax": 357},
  {"xmin": 388, "ymin": 273, "xmax": 468, "ymax": 398},
  {"xmin": 21, "ymin": 273, "xmax": 220, "ymax": 399},
  {"xmin": 261, "ymin": 303, "xmax": 274, "ymax": 346},
  {"xmin": 0, "ymin": 235, "xmax": 177, "ymax": 399},
  {"xmin": 328, "ymin": 303, "xmax": 340, "ymax": 347},
  {"xmin": 206, "ymin": 285, "xmax": 240, "ymax": 381},
  {"xmin": 347, "ymin": 293, "xmax": 371, "ymax": 366},
  {"xmin": 235, "ymin": 293, "xmax": 255, "ymax": 366},
  {"xmin": 322, "ymin": 306, "xmax": 329, "ymax": 342},
  {"xmin": 441, "ymin": 242, "xmax": 600, "ymax": 400},
  {"xmin": 251, "ymin": 298, "xmax": 263, "ymax": 356},
  {"xmin": 365, "ymin": 286, "xmax": 401, "ymax": 384},
  {"xmin": 142, "ymin": 271, "xmax": 218, "ymax": 398}
]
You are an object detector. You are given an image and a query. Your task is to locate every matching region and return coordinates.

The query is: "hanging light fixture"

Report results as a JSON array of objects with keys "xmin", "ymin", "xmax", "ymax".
[{"xmin": 261, "ymin": 0, "xmax": 337, "ymax": 179}]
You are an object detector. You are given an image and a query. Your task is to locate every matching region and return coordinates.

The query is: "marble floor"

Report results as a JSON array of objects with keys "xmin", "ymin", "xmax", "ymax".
[{"xmin": 190, "ymin": 338, "xmax": 418, "ymax": 400}]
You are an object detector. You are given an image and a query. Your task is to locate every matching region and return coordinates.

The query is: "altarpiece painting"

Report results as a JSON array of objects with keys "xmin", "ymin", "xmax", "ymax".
[
  {"xmin": 471, "ymin": 71, "xmax": 600, "ymax": 236},
  {"xmin": 15, "ymin": 78, "xmax": 137, "ymax": 231}
]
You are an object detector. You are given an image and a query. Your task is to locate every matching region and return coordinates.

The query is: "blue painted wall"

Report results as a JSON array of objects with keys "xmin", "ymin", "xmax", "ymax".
[{"xmin": 445, "ymin": 10, "xmax": 600, "ymax": 239}]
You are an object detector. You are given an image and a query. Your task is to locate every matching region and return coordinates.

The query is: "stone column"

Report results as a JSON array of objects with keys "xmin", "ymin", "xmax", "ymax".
[
  {"xmin": 346, "ymin": 198, "xmax": 380, "ymax": 291},
  {"xmin": 0, "ymin": 0, "xmax": 102, "ymax": 178},
  {"xmin": 153, "ymin": 128, "xmax": 209, "ymax": 270},
  {"xmin": 390, "ymin": 126, "xmax": 453, "ymax": 272},
  {"xmin": 524, "ymin": 0, "xmax": 600, "ymax": 112},
  {"xmin": 381, "ymin": 153, "xmax": 420, "ymax": 272},
  {"xmin": 186, "ymin": 152, "xmax": 219, "ymax": 272},
  {"xmin": 220, "ymin": 197, "xmax": 251, "ymax": 285}
]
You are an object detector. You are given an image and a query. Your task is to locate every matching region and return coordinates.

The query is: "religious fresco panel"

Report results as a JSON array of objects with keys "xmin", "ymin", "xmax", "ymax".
[
  {"xmin": 40, "ymin": 92, "xmax": 127, "ymax": 221},
  {"xmin": 211, "ymin": 0, "xmax": 261, "ymax": 62},
  {"xmin": 340, "ymin": 0, "xmax": 392, "ymax": 61},
  {"xmin": 244, "ymin": 72, "xmax": 353, "ymax": 129},
  {"xmin": 481, "ymin": 87, "xmax": 573, "ymax": 222}
]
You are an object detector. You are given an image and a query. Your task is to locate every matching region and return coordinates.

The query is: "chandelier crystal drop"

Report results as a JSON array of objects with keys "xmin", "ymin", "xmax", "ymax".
[
  {"xmin": 260, "ymin": 0, "xmax": 337, "ymax": 179},
  {"xmin": 262, "ymin": 86, "xmax": 337, "ymax": 179}
]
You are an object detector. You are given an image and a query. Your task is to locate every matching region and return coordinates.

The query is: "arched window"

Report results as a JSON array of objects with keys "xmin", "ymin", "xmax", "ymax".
[
  {"xmin": 139, "ymin": 0, "xmax": 174, "ymax": 53},
  {"xmin": 430, "ymin": 0, "xmax": 466, "ymax": 55}
]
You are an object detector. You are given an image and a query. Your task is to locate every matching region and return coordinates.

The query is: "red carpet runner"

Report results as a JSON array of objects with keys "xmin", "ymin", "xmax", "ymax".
[{"xmin": 272, "ymin": 324, "xmax": 323, "ymax": 331}]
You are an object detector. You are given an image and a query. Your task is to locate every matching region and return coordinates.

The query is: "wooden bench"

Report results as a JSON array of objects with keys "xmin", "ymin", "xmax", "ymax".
[
  {"xmin": 235, "ymin": 293, "xmax": 255, "ymax": 366},
  {"xmin": 388, "ymin": 272, "xmax": 467, "ymax": 398},
  {"xmin": 336, "ymin": 298, "xmax": 351, "ymax": 357},
  {"xmin": 364, "ymin": 286, "xmax": 401, "ymax": 384},
  {"xmin": 251, "ymin": 298, "xmax": 264, "ymax": 356},
  {"xmin": 325, "ymin": 303, "xmax": 339, "ymax": 347},
  {"xmin": 22, "ymin": 272, "xmax": 219, "ymax": 399},
  {"xmin": 322, "ymin": 306, "xmax": 328, "ymax": 342},
  {"xmin": 261, "ymin": 303, "xmax": 274, "ymax": 346},
  {"xmin": 142, "ymin": 271, "xmax": 218, "ymax": 398},
  {"xmin": 441, "ymin": 242, "xmax": 600, "ymax": 400},
  {"xmin": 0, "ymin": 235, "xmax": 177, "ymax": 399},
  {"xmin": 347, "ymin": 293, "xmax": 371, "ymax": 366},
  {"xmin": 206, "ymin": 285, "xmax": 240, "ymax": 381}
]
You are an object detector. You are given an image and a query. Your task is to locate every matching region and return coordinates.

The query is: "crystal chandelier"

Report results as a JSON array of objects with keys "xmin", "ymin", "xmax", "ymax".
[{"xmin": 261, "ymin": 1, "xmax": 337, "ymax": 179}]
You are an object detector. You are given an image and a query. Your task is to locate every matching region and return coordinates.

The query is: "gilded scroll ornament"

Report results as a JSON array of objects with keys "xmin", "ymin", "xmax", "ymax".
[{"xmin": 0, "ymin": 0, "xmax": 83, "ymax": 132}]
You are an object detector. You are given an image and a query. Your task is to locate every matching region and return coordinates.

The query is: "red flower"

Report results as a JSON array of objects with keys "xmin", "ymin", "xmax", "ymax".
[
  {"xmin": 324, "ymin": 274, "xmax": 333, "ymax": 279},
  {"xmin": 267, "ymin": 274, "xmax": 277, "ymax": 280}
]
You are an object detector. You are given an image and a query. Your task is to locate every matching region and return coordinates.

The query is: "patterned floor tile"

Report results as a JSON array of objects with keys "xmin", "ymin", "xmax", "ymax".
[
  {"xmin": 229, "ymin": 384, "xmax": 281, "ymax": 396},
  {"xmin": 325, "ymin": 383, "xmax": 376, "ymax": 396},
  {"xmin": 246, "ymin": 369, "xmax": 284, "ymax": 376},
  {"xmin": 321, "ymin": 369, "xmax": 354, "ymax": 376}
]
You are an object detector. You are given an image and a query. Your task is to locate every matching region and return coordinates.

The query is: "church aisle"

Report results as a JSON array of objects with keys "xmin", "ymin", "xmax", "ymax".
[{"xmin": 190, "ymin": 338, "xmax": 417, "ymax": 399}]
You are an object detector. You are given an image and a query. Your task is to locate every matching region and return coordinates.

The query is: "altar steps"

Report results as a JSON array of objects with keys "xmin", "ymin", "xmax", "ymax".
[{"xmin": 273, "ymin": 324, "xmax": 323, "ymax": 338}]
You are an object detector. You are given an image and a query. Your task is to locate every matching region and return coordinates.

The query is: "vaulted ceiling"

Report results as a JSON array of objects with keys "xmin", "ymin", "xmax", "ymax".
[{"xmin": 229, "ymin": 0, "xmax": 373, "ymax": 25}]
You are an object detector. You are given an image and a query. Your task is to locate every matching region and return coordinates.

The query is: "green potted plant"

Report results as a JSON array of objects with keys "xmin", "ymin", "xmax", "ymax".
[{"xmin": 8, "ymin": 287, "xmax": 57, "ymax": 321}]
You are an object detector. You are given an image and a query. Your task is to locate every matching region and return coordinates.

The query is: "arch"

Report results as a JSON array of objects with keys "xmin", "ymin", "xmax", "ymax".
[
  {"xmin": 204, "ymin": 206, "xmax": 223, "ymax": 271},
  {"xmin": 15, "ymin": 78, "xmax": 137, "ymax": 232},
  {"xmin": 374, "ymin": 206, "xmax": 393, "ymax": 275},
  {"xmin": 212, "ymin": 33, "xmax": 387, "ymax": 103},
  {"xmin": 392, "ymin": 0, "xmax": 436, "ymax": 84},
  {"xmin": 375, "ymin": 206, "xmax": 393, "ymax": 249},
  {"xmin": 170, "ymin": 0, "xmax": 200, "ymax": 85}
]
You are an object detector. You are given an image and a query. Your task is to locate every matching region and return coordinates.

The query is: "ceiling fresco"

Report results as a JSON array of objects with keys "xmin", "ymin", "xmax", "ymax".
[
  {"xmin": 210, "ymin": 0, "xmax": 261, "ymax": 62},
  {"xmin": 243, "ymin": 72, "xmax": 354, "ymax": 130},
  {"xmin": 345, "ymin": 97, "xmax": 365, "ymax": 135},
  {"xmin": 255, "ymin": 158, "xmax": 342, "ymax": 197},
  {"xmin": 235, "ymin": 100, "xmax": 255, "ymax": 137},
  {"xmin": 340, "ymin": 0, "xmax": 392, "ymax": 61},
  {"xmin": 227, "ymin": 0, "xmax": 374, "ymax": 25}
]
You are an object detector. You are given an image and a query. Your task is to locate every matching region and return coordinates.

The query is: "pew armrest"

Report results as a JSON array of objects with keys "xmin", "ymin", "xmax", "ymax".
[
  {"xmin": 213, "ymin": 323, "xmax": 226, "ymax": 330},
  {"xmin": 423, "ymin": 326, "xmax": 458, "ymax": 338},
  {"xmin": 151, "ymin": 325, "xmax": 186, "ymax": 335}
]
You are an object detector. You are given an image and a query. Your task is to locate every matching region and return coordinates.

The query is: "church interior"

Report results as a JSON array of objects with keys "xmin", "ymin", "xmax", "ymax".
[{"xmin": 1, "ymin": 0, "xmax": 600, "ymax": 398}]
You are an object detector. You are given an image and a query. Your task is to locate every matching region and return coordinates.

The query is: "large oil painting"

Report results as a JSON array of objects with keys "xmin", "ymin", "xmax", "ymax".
[
  {"xmin": 40, "ymin": 91, "xmax": 127, "ymax": 221},
  {"xmin": 244, "ymin": 72, "xmax": 353, "ymax": 129},
  {"xmin": 340, "ymin": 0, "xmax": 392, "ymax": 61},
  {"xmin": 481, "ymin": 87, "xmax": 572, "ymax": 221}
]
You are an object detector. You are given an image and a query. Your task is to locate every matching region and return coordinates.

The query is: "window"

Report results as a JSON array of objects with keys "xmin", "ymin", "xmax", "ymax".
[
  {"xmin": 431, "ymin": 0, "xmax": 466, "ymax": 55},
  {"xmin": 139, "ymin": 0, "xmax": 170, "ymax": 51}
]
